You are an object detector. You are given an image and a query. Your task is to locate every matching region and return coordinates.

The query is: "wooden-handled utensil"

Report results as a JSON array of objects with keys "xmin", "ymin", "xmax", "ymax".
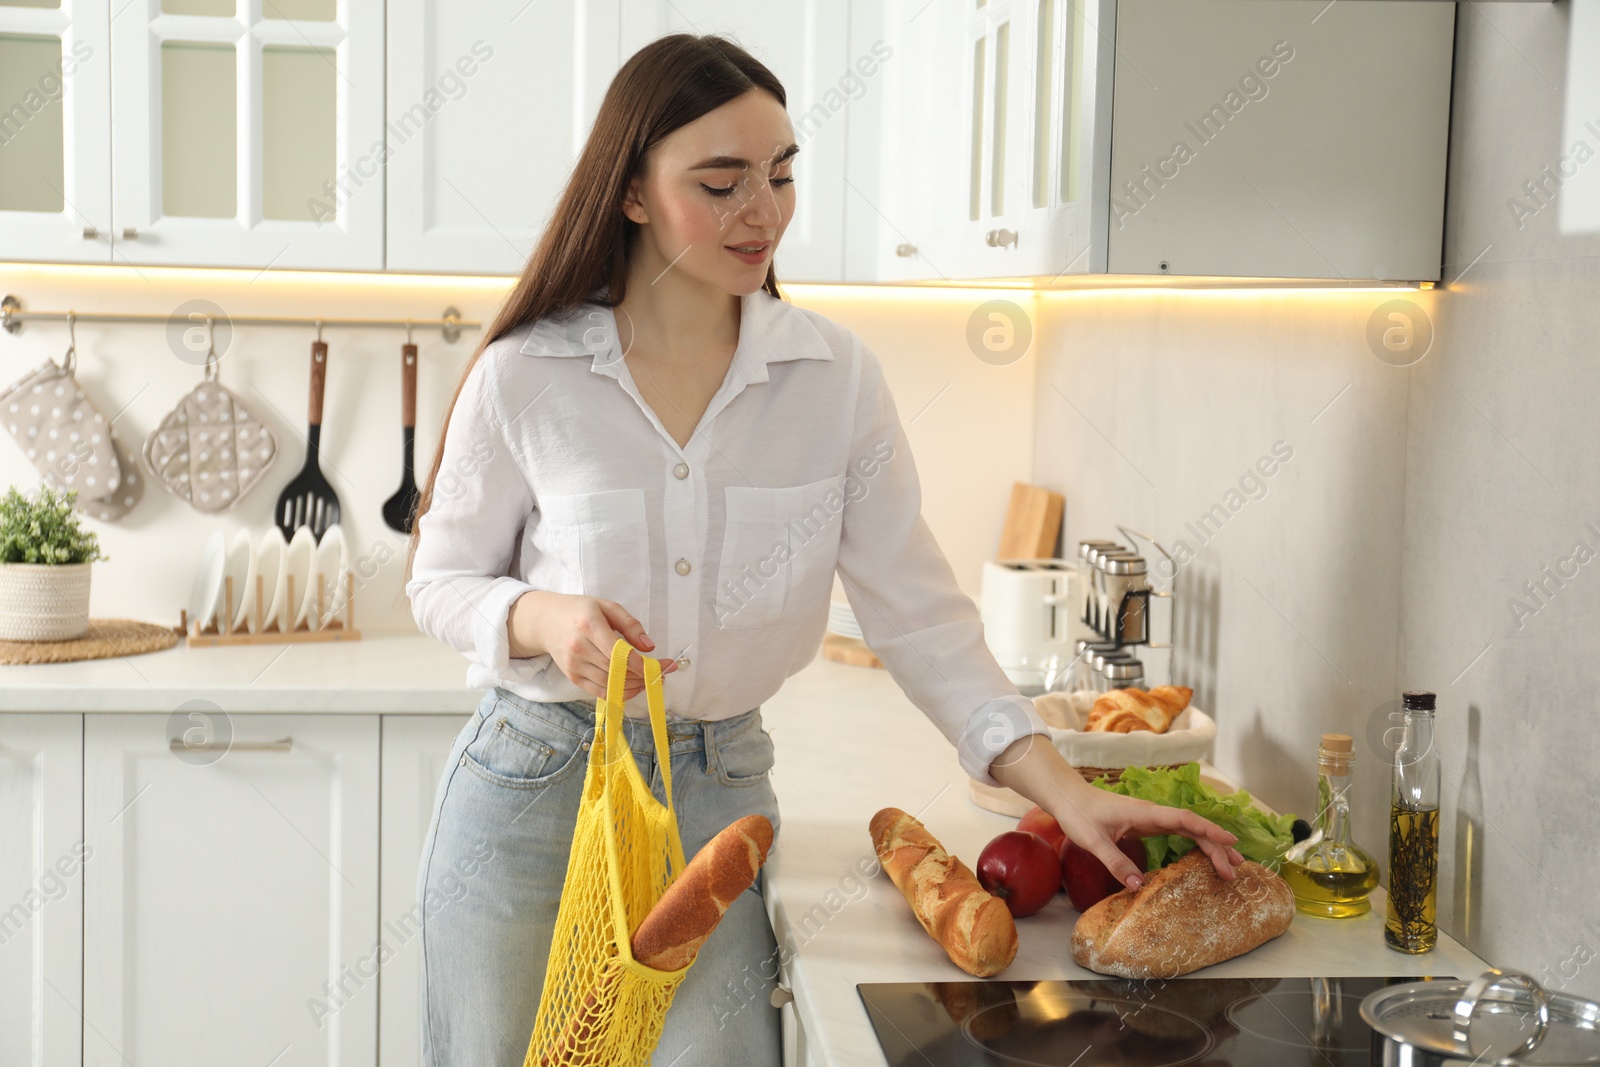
[
  {"xmin": 274, "ymin": 339, "xmax": 341, "ymax": 541},
  {"xmin": 382, "ymin": 342, "xmax": 420, "ymax": 533}
]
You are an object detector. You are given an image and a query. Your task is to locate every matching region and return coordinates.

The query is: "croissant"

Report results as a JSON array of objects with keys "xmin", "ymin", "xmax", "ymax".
[{"xmin": 1087, "ymin": 686, "xmax": 1193, "ymax": 735}]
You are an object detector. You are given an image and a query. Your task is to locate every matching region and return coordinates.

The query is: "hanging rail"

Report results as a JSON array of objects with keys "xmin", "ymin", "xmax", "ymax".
[{"xmin": 0, "ymin": 295, "xmax": 479, "ymax": 344}]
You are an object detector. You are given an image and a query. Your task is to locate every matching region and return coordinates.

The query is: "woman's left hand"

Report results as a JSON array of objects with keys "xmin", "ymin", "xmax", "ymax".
[
  {"xmin": 990, "ymin": 732, "xmax": 1244, "ymax": 892},
  {"xmin": 1048, "ymin": 781, "xmax": 1245, "ymax": 891}
]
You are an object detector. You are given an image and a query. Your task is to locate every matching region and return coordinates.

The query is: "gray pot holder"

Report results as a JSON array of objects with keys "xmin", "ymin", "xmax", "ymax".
[
  {"xmin": 142, "ymin": 360, "xmax": 278, "ymax": 513},
  {"xmin": 0, "ymin": 354, "xmax": 144, "ymax": 522}
]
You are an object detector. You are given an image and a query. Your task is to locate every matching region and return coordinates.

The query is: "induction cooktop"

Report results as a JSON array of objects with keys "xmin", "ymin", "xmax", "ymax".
[{"xmin": 857, "ymin": 975, "xmax": 1457, "ymax": 1067}]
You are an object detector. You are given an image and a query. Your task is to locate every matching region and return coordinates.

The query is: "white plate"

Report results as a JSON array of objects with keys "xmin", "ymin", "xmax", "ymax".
[
  {"xmin": 312, "ymin": 524, "xmax": 348, "ymax": 629},
  {"xmin": 187, "ymin": 530, "xmax": 226, "ymax": 631},
  {"xmin": 224, "ymin": 528, "xmax": 255, "ymax": 634},
  {"xmin": 255, "ymin": 527, "xmax": 287, "ymax": 634},
  {"xmin": 284, "ymin": 526, "xmax": 317, "ymax": 631},
  {"xmin": 827, "ymin": 599, "xmax": 862, "ymax": 639}
]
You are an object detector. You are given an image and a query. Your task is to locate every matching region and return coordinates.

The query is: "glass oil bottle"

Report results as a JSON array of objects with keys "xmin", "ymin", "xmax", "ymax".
[
  {"xmin": 1385, "ymin": 690, "xmax": 1440, "ymax": 953},
  {"xmin": 1282, "ymin": 734, "xmax": 1379, "ymax": 917}
]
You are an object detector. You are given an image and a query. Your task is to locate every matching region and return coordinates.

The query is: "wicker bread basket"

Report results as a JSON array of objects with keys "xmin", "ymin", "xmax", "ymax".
[{"xmin": 1033, "ymin": 690, "xmax": 1216, "ymax": 784}]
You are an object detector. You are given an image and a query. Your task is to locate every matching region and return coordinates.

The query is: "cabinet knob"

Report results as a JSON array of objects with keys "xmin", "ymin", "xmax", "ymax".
[
  {"xmin": 82, "ymin": 226, "xmax": 99, "ymax": 240},
  {"xmin": 985, "ymin": 228, "xmax": 1018, "ymax": 249},
  {"xmin": 894, "ymin": 243, "xmax": 917, "ymax": 257},
  {"xmin": 770, "ymin": 985, "xmax": 794, "ymax": 1008},
  {"xmin": 122, "ymin": 227, "xmax": 140, "ymax": 240}
]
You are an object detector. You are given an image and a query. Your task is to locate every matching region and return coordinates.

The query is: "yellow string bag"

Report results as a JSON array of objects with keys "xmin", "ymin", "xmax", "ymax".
[{"xmin": 525, "ymin": 637, "xmax": 691, "ymax": 1067}]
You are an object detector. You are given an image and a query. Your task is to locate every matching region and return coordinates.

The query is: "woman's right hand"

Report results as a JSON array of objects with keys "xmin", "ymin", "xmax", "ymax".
[{"xmin": 508, "ymin": 591, "xmax": 677, "ymax": 701}]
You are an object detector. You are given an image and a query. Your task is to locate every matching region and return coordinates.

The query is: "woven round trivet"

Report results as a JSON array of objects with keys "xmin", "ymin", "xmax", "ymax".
[{"xmin": 0, "ymin": 618, "xmax": 179, "ymax": 664}]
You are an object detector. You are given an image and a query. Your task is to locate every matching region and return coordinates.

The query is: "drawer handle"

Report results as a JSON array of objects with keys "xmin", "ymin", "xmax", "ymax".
[
  {"xmin": 169, "ymin": 737, "xmax": 293, "ymax": 754},
  {"xmin": 770, "ymin": 985, "xmax": 794, "ymax": 1008}
]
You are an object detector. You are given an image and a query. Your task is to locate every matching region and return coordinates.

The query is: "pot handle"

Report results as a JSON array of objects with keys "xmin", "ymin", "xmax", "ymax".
[{"xmin": 1451, "ymin": 968, "xmax": 1550, "ymax": 1059}]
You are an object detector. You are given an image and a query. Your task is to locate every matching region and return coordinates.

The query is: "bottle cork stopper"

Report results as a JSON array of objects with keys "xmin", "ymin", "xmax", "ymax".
[{"xmin": 1321, "ymin": 733, "xmax": 1353, "ymax": 752}]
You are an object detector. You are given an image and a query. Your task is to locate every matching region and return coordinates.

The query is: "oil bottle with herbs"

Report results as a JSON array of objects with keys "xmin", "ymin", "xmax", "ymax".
[{"xmin": 1385, "ymin": 690, "xmax": 1440, "ymax": 953}]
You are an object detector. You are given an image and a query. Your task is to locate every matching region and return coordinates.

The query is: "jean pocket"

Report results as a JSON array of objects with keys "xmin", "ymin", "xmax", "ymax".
[
  {"xmin": 715, "ymin": 720, "xmax": 776, "ymax": 787},
  {"xmin": 463, "ymin": 704, "xmax": 588, "ymax": 789}
]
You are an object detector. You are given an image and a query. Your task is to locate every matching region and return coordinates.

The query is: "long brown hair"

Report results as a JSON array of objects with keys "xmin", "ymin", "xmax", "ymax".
[{"xmin": 404, "ymin": 34, "xmax": 787, "ymax": 585}]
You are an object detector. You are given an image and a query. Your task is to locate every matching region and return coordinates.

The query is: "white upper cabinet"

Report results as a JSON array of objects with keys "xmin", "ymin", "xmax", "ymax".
[
  {"xmin": 0, "ymin": 1, "xmax": 113, "ymax": 263},
  {"xmin": 868, "ymin": 0, "xmax": 1116, "ymax": 281},
  {"xmin": 868, "ymin": 0, "xmax": 1454, "ymax": 284},
  {"xmin": 620, "ymin": 0, "xmax": 855, "ymax": 283},
  {"xmin": 385, "ymin": 0, "xmax": 622, "ymax": 275},
  {"xmin": 109, "ymin": 0, "xmax": 385, "ymax": 270}
]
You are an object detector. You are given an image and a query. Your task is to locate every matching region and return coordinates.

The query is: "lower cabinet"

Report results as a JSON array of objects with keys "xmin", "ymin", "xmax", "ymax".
[
  {"xmin": 0, "ymin": 709, "xmax": 472, "ymax": 1067},
  {"xmin": 84, "ymin": 714, "xmax": 381, "ymax": 1067},
  {"xmin": 0, "ymin": 714, "xmax": 85, "ymax": 1067},
  {"xmin": 1, "ymin": 708, "xmax": 486, "ymax": 1067}
]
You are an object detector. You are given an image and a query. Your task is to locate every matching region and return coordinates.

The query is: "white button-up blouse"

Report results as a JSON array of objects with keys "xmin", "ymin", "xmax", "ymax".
[{"xmin": 405, "ymin": 288, "xmax": 1049, "ymax": 783}]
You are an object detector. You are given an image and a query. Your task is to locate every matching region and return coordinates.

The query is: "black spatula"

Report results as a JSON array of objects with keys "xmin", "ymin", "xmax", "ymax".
[
  {"xmin": 275, "ymin": 339, "xmax": 341, "ymax": 542},
  {"xmin": 382, "ymin": 342, "xmax": 420, "ymax": 533}
]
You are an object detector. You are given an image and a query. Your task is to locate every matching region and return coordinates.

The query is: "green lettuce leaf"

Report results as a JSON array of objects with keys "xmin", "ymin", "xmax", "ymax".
[{"xmin": 1091, "ymin": 762, "xmax": 1296, "ymax": 872}]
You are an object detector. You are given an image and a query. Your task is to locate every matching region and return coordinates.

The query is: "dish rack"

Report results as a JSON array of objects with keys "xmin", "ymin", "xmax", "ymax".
[{"xmin": 177, "ymin": 569, "xmax": 360, "ymax": 646}]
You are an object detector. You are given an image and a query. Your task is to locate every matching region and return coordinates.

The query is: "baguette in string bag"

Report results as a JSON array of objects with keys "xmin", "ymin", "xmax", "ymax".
[{"xmin": 539, "ymin": 814, "xmax": 774, "ymax": 1066}]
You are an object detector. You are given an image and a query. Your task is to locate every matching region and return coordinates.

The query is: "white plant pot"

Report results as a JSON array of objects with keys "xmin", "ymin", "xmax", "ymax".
[{"xmin": 0, "ymin": 561, "xmax": 93, "ymax": 641}]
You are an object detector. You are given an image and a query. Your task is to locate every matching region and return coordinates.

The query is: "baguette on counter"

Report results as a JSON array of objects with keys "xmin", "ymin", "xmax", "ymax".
[
  {"xmin": 870, "ymin": 807, "xmax": 1019, "ymax": 977},
  {"xmin": 1071, "ymin": 851, "xmax": 1294, "ymax": 978}
]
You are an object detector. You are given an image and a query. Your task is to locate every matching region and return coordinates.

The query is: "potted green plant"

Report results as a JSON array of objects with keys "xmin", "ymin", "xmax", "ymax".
[{"xmin": 0, "ymin": 483, "xmax": 107, "ymax": 641}]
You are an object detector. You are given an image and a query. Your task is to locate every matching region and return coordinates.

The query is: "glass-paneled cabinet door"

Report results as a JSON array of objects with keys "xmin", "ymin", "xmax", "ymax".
[
  {"xmin": 385, "ymin": 0, "xmax": 622, "ymax": 275},
  {"xmin": 110, "ymin": 0, "xmax": 384, "ymax": 270},
  {"xmin": 0, "ymin": 0, "xmax": 112, "ymax": 264},
  {"xmin": 1006, "ymin": 0, "xmax": 1114, "ymax": 277}
]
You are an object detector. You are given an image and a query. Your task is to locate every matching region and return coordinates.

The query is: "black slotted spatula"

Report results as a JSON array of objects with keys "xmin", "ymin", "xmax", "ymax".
[
  {"xmin": 381, "ymin": 342, "xmax": 420, "ymax": 533},
  {"xmin": 275, "ymin": 339, "xmax": 341, "ymax": 541}
]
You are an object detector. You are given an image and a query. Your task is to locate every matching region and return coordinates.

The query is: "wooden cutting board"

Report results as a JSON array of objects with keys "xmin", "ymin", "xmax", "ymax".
[{"xmin": 997, "ymin": 482, "xmax": 1065, "ymax": 559}]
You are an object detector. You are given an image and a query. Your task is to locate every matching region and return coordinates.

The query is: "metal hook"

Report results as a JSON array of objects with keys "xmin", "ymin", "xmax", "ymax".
[
  {"xmin": 315, "ymin": 318, "xmax": 324, "ymax": 343},
  {"xmin": 61, "ymin": 310, "xmax": 77, "ymax": 374},
  {"xmin": 203, "ymin": 314, "xmax": 219, "ymax": 380},
  {"xmin": 405, "ymin": 318, "xmax": 414, "ymax": 346}
]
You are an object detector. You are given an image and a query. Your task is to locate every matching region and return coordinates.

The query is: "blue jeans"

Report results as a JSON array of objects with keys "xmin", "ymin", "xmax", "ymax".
[{"xmin": 416, "ymin": 687, "xmax": 783, "ymax": 1067}]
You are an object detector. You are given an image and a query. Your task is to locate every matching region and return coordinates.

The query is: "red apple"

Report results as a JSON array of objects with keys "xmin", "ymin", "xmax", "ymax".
[
  {"xmin": 1016, "ymin": 805, "xmax": 1067, "ymax": 854},
  {"xmin": 976, "ymin": 830, "xmax": 1061, "ymax": 918},
  {"xmin": 1058, "ymin": 834, "xmax": 1149, "ymax": 912}
]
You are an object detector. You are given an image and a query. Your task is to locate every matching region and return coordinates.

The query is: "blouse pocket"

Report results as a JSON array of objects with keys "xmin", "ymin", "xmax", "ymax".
[
  {"xmin": 538, "ymin": 488, "xmax": 651, "ymax": 622},
  {"xmin": 715, "ymin": 475, "xmax": 846, "ymax": 629}
]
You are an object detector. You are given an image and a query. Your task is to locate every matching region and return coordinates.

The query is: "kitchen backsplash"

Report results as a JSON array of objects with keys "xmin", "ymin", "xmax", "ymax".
[{"xmin": 0, "ymin": 275, "xmax": 1033, "ymax": 630}]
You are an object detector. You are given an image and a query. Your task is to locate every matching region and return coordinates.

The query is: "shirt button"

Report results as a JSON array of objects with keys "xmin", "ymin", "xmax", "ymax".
[
  {"xmin": 673, "ymin": 462, "xmax": 690, "ymax": 480},
  {"xmin": 675, "ymin": 558, "xmax": 691, "ymax": 576}
]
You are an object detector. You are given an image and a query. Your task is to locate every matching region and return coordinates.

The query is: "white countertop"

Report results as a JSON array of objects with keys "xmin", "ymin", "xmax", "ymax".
[
  {"xmin": 759, "ymin": 657, "xmax": 1491, "ymax": 1067},
  {"xmin": 0, "ymin": 628, "xmax": 485, "ymax": 713}
]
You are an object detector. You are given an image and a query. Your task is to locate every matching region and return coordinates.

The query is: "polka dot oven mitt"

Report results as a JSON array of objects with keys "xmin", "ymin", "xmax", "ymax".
[
  {"xmin": 0, "ymin": 357, "xmax": 144, "ymax": 521},
  {"xmin": 142, "ymin": 376, "xmax": 279, "ymax": 513}
]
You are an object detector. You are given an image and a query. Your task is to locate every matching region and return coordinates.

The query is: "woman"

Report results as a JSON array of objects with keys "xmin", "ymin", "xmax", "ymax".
[{"xmin": 404, "ymin": 33, "xmax": 1244, "ymax": 1067}]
